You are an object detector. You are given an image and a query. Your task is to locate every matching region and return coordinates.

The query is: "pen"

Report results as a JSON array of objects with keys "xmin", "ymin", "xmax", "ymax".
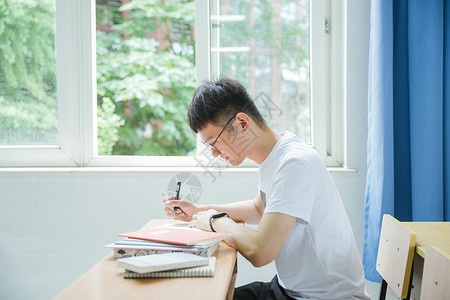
[{"xmin": 174, "ymin": 181, "xmax": 181, "ymax": 216}]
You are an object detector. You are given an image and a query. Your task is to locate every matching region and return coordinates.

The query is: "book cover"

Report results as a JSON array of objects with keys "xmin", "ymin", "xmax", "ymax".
[
  {"xmin": 106, "ymin": 242, "xmax": 219, "ymax": 258},
  {"xmin": 114, "ymin": 238, "xmax": 217, "ymax": 249},
  {"xmin": 118, "ymin": 226, "xmax": 230, "ymax": 246},
  {"xmin": 117, "ymin": 252, "xmax": 209, "ymax": 274},
  {"xmin": 123, "ymin": 257, "xmax": 216, "ymax": 278}
]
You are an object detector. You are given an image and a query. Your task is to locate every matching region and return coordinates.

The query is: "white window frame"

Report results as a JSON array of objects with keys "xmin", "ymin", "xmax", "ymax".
[
  {"xmin": 198, "ymin": 0, "xmax": 345, "ymax": 167},
  {"xmin": 310, "ymin": 0, "xmax": 345, "ymax": 167},
  {"xmin": 0, "ymin": 0, "xmax": 87, "ymax": 167},
  {"xmin": 0, "ymin": 0, "xmax": 345, "ymax": 168}
]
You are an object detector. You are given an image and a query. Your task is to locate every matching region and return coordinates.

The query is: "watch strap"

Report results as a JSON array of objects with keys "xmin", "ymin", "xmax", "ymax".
[{"xmin": 209, "ymin": 212, "xmax": 229, "ymax": 232}]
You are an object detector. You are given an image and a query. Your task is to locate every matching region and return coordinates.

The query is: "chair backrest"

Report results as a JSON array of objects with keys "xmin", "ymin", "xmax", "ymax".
[
  {"xmin": 376, "ymin": 214, "xmax": 416, "ymax": 298},
  {"xmin": 420, "ymin": 246, "xmax": 450, "ymax": 299}
]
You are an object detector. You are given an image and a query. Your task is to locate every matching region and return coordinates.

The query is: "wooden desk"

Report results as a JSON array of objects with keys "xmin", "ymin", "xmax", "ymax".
[
  {"xmin": 400, "ymin": 222, "xmax": 450, "ymax": 300},
  {"xmin": 401, "ymin": 222, "xmax": 450, "ymax": 258},
  {"xmin": 54, "ymin": 219, "xmax": 238, "ymax": 300}
]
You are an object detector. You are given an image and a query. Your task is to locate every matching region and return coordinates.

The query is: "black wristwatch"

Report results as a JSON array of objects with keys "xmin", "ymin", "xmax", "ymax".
[{"xmin": 209, "ymin": 212, "xmax": 229, "ymax": 232}]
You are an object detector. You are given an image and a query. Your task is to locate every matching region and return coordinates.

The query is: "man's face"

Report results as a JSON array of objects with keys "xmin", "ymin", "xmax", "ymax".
[{"xmin": 198, "ymin": 121, "xmax": 248, "ymax": 166}]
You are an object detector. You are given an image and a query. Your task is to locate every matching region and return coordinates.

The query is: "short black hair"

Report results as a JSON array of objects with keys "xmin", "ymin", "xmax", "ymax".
[{"xmin": 187, "ymin": 77, "xmax": 266, "ymax": 133}]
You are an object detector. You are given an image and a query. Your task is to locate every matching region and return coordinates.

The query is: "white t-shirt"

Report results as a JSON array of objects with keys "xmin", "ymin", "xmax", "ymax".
[{"xmin": 258, "ymin": 132, "xmax": 369, "ymax": 300}]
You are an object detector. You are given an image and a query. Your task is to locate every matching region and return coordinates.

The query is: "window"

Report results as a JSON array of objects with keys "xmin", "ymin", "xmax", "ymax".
[
  {"xmin": 95, "ymin": 0, "xmax": 196, "ymax": 157},
  {"xmin": 0, "ymin": 0, "xmax": 58, "ymax": 146},
  {"xmin": 209, "ymin": 0, "xmax": 311, "ymax": 144},
  {"xmin": 198, "ymin": 0, "xmax": 344, "ymax": 166},
  {"xmin": 0, "ymin": 0, "xmax": 91, "ymax": 167},
  {"xmin": 0, "ymin": 0, "xmax": 344, "ymax": 168}
]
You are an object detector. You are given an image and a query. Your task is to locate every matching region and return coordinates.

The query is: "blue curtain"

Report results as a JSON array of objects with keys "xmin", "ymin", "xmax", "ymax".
[{"xmin": 364, "ymin": 0, "xmax": 450, "ymax": 282}]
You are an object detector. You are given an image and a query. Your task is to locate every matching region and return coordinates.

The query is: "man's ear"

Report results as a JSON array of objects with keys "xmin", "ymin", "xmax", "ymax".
[{"xmin": 235, "ymin": 112, "xmax": 250, "ymax": 131}]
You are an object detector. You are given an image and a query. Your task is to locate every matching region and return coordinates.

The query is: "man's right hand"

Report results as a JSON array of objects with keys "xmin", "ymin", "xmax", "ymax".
[{"xmin": 163, "ymin": 196, "xmax": 200, "ymax": 222}]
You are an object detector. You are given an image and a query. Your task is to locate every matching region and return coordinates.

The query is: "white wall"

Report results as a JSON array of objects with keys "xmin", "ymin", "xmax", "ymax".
[
  {"xmin": 0, "ymin": 170, "xmax": 261, "ymax": 299},
  {"xmin": 0, "ymin": 1, "xmax": 373, "ymax": 299},
  {"xmin": 0, "ymin": 167, "xmax": 365, "ymax": 300}
]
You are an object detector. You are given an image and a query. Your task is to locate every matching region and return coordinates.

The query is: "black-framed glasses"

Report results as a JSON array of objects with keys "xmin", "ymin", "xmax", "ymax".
[{"xmin": 201, "ymin": 115, "xmax": 236, "ymax": 150}]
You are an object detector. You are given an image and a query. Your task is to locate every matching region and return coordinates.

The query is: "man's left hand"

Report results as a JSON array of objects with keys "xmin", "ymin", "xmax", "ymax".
[{"xmin": 190, "ymin": 209, "xmax": 218, "ymax": 231}]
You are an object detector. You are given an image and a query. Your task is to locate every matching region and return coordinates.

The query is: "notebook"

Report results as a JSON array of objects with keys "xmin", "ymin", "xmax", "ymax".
[
  {"xmin": 123, "ymin": 257, "xmax": 216, "ymax": 278},
  {"xmin": 117, "ymin": 252, "xmax": 209, "ymax": 274},
  {"xmin": 106, "ymin": 241, "xmax": 219, "ymax": 258},
  {"xmin": 118, "ymin": 226, "xmax": 230, "ymax": 246}
]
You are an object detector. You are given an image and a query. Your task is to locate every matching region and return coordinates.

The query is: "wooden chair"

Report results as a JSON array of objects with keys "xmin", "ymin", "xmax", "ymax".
[
  {"xmin": 376, "ymin": 214, "xmax": 416, "ymax": 299},
  {"xmin": 420, "ymin": 246, "xmax": 450, "ymax": 300}
]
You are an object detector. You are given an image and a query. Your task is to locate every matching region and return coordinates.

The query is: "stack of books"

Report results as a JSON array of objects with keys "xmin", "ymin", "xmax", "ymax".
[
  {"xmin": 108, "ymin": 224, "xmax": 230, "ymax": 278},
  {"xmin": 107, "ymin": 224, "xmax": 229, "ymax": 259}
]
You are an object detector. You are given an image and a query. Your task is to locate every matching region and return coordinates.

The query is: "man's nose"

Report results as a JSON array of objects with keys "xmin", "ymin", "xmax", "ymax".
[{"xmin": 211, "ymin": 148, "xmax": 221, "ymax": 157}]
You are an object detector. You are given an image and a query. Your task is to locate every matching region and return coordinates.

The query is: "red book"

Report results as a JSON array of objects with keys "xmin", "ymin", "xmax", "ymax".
[{"xmin": 118, "ymin": 226, "xmax": 230, "ymax": 246}]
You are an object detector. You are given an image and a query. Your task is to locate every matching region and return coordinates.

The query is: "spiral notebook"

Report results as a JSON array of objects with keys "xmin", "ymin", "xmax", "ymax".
[{"xmin": 123, "ymin": 257, "xmax": 216, "ymax": 278}]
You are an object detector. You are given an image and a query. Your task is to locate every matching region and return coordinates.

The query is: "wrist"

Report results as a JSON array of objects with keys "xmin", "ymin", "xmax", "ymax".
[
  {"xmin": 209, "ymin": 212, "xmax": 229, "ymax": 232},
  {"xmin": 197, "ymin": 204, "xmax": 209, "ymax": 212}
]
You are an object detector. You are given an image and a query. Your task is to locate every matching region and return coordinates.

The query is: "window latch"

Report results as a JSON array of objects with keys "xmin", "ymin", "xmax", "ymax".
[{"xmin": 325, "ymin": 18, "xmax": 330, "ymax": 34}]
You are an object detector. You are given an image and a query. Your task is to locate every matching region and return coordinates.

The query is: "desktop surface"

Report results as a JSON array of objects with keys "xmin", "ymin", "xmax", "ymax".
[{"xmin": 53, "ymin": 219, "xmax": 237, "ymax": 300}]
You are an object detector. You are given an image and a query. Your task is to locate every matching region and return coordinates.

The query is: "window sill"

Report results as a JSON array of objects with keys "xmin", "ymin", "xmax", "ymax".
[{"xmin": 0, "ymin": 165, "xmax": 357, "ymax": 174}]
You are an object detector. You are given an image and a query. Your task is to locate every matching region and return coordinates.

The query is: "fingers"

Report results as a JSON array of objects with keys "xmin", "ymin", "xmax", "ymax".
[
  {"xmin": 162, "ymin": 196, "xmax": 196, "ymax": 222},
  {"xmin": 164, "ymin": 203, "xmax": 183, "ymax": 215},
  {"xmin": 189, "ymin": 212, "xmax": 199, "ymax": 228},
  {"xmin": 191, "ymin": 210, "xmax": 216, "ymax": 219},
  {"xmin": 164, "ymin": 200, "xmax": 182, "ymax": 212},
  {"xmin": 189, "ymin": 214, "xmax": 203, "ymax": 229},
  {"xmin": 165, "ymin": 207, "xmax": 187, "ymax": 220},
  {"xmin": 164, "ymin": 205, "xmax": 175, "ymax": 216},
  {"xmin": 162, "ymin": 195, "xmax": 176, "ymax": 204},
  {"xmin": 189, "ymin": 210, "xmax": 218, "ymax": 231}
]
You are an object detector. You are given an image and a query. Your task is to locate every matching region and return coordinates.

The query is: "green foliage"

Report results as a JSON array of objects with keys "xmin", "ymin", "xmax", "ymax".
[
  {"xmin": 118, "ymin": 0, "xmax": 194, "ymax": 40},
  {"xmin": 0, "ymin": 0, "xmax": 191, "ymax": 154},
  {"xmin": 218, "ymin": 0, "xmax": 311, "ymax": 142},
  {"xmin": 1, "ymin": 0, "xmax": 310, "ymax": 152},
  {"xmin": 96, "ymin": 0, "xmax": 196, "ymax": 156},
  {"xmin": 0, "ymin": 0, "xmax": 57, "ymax": 144},
  {"xmin": 97, "ymin": 97, "xmax": 125, "ymax": 155}
]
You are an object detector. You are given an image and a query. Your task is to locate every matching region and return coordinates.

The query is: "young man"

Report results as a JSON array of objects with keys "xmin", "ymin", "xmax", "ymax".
[{"xmin": 163, "ymin": 77, "xmax": 369, "ymax": 300}]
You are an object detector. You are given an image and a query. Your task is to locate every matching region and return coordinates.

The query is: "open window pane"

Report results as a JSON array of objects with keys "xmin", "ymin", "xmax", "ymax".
[
  {"xmin": 211, "ymin": 0, "xmax": 310, "ymax": 143},
  {"xmin": 0, "ymin": 0, "xmax": 58, "ymax": 145},
  {"xmin": 95, "ymin": 0, "xmax": 196, "ymax": 156}
]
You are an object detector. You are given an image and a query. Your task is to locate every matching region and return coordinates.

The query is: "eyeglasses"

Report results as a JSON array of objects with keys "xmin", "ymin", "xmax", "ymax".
[{"xmin": 201, "ymin": 115, "xmax": 236, "ymax": 150}]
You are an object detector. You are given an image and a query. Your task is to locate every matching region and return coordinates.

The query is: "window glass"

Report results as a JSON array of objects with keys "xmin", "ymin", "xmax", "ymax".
[
  {"xmin": 0, "ymin": 0, "xmax": 58, "ymax": 145},
  {"xmin": 96, "ymin": 0, "xmax": 196, "ymax": 156},
  {"xmin": 211, "ymin": 0, "xmax": 310, "ymax": 143}
]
